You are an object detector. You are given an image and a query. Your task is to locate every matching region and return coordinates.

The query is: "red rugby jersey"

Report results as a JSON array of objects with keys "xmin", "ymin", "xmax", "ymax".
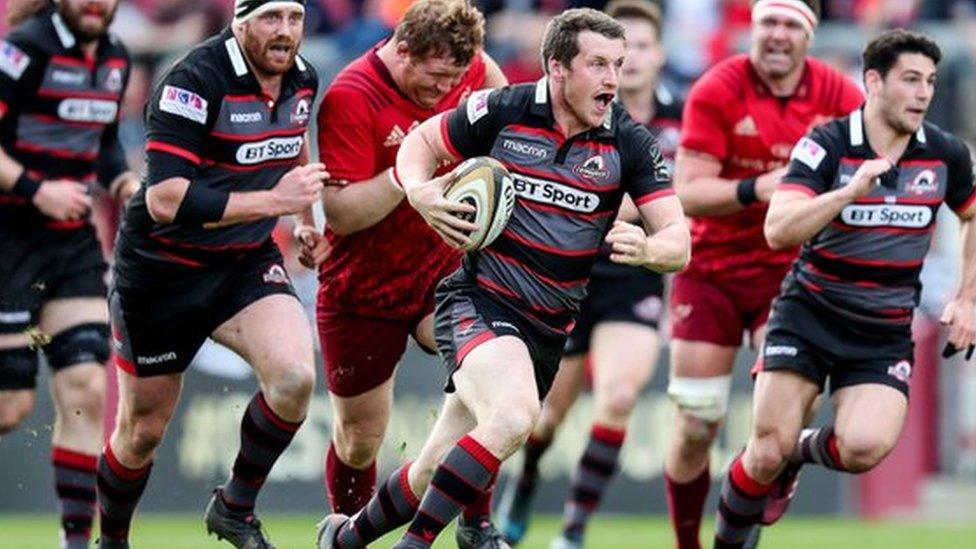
[
  {"xmin": 679, "ymin": 54, "xmax": 863, "ymax": 278},
  {"xmin": 317, "ymin": 45, "xmax": 487, "ymax": 319}
]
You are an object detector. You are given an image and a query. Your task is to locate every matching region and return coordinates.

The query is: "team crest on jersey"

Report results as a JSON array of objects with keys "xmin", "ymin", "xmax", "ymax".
[
  {"xmin": 160, "ymin": 85, "xmax": 208, "ymax": 124},
  {"xmin": 262, "ymin": 264, "xmax": 289, "ymax": 285},
  {"xmin": 573, "ymin": 155, "xmax": 609, "ymax": 181},
  {"xmin": 0, "ymin": 40, "xmax": 30, "ymax": 80},
  {"xmin": 791, "ymin": 137, "xmax": 827, "ymax": 170},
  {"xmin": 734, "ymin": 115, "xmax": 758, "ymax": 137},
  {"xmin": 906, "ymin": 169, "xmax": 938, "ymax": 195},
  {"xmin": 105, "ymin": 67, "xmax": 123, "ymax": 93},
  {"xmin": 887, "ymin": 360, "xmax": 912, "ymax": 383},
  {"xmin": 291, "ymin": 97, "xmax": 310, "ymax": 125}
]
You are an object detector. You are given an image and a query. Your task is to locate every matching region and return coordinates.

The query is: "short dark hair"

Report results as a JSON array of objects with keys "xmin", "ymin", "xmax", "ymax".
[
  {"xmin": 750, "ymin": 0, "xmax": 821, "ymax": 18},
  {"xmin": 393, "ymin": 0, "xmax": 485, "ymax": 66},
  {"xmin": 862, "ymin": 29, "xmax": 942, "ymax": 78},
  {"xmin": 541, "ymin": 8, "xmax": 625, "ymax": 74},
  {"xmin": 605, "ymin": 0, "xmax": 662, "ymax": 38}
]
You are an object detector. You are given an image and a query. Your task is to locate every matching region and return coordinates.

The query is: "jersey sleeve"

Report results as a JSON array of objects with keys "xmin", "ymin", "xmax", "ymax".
[
  {"xmin": 96, "ymin": 60, "xmax": 132, "ymax": 189},
  {"xmin": 317, "ymin": 83, "xmax": 376, "ymax": 183},
  {"xmin": 143, "ymin": 66, "xmax": 215, "ymax": 186},
  {"xmin": 622, "ymin": 123, "xmax": 674, "ymax": 205},
  {"xmin": 945, "ymin": 135, "xmax": 976, "ymax": 214},
  {"xmin": 442, "ymin": 87, "xmax": 510, "ymax": 159},
  {"xmin": 0, "ymin": 36, "xmax": 45, "ymax": 119},
  {"xmin": 780, "ymin": 126, "xmax": 838, "ymax": 196},
  {"xmin": 679, "ymin": 72, "xmax": 730, "ymax": 160}
]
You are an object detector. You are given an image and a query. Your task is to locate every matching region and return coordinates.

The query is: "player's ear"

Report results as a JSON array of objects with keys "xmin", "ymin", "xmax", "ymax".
[
  {"xmin": 863, "ymin": 69, "xmax": 883, "ymax": 95},
  {"xmin": 548, "ymin": 58, "xmax": 564, "ymax": 81},
  {"xmin": 395, "ymin": 41, "xmax": 412, "ymax": 62}
]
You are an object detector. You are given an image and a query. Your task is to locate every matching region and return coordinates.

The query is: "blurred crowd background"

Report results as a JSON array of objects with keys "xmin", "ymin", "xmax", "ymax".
[{"xmin": 2, "ymin": 0, "xmax": 976, "ymax": 520}]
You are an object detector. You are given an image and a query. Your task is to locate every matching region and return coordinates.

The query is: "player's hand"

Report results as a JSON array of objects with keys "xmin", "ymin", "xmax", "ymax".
[
  {"xmin": 272, "ymin": 163, "xmax": 327, "ymax": 215},
  {"xmin": 941, "ymin": 298, "xmax": 976, "ymax": 359},
  {"xmin": 32, "ymin": 180, "xmax": 92, "ymax": 221},
  {"xmin": 756, "ymin": 166, "xmax": 789, "ymax": 202},
  {"xmin": 405, "ymin": 172, "xmax": 479, "ymax": 250},
  {"xmin": 843, "ymin": 158, "xmax": 892, "ymax": 201},
  {"xmin": 294, "ymin": 223, "xmax": 330, "ymax": 268},
  {"xmin": 606, "ymin": 220, "xmax": 650, "ymax": 266}
]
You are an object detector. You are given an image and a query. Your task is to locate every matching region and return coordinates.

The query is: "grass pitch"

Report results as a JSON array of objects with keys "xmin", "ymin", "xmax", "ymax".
[{"xmin": 1, "ymin": 514, "xmax": 974, "ymax": 548}]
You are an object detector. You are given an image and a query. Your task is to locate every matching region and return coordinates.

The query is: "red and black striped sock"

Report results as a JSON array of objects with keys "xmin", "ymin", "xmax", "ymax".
[
  {"xmin": 792, "ymin": 426, "xmax": 848, "ymax": 471},
  {"xmin": 53, "ymin": 447, "xmax": 97, "ymax": 547},
  {"xmin": 560, "ymin": 424, "xmax": 625, "ymax": 542},
  {"xmin": 222, "ymin": 392, "xmax": 303, "ymax": 514},
  {"xmin": 664, "ymin": 466, "xmax": 710, "ymax": 549},
  {"xmin": 714, "ymin": 455, "xmax": 773, "ymax": 548},
  {"xmin": 334, "ymin": 462, "xmax": 420, "ymax": 548},
  {"xmin": 326, "ymin": 442, "xmax": 377, "ymax": 515},
  {"xmin": 400, "ymin": 436, "xmax": 500, "ymax": 548},
  {"xmin": 460, "ymin": 470, "xmax": 498, "ymax": 526},
  {"xmin": 97, "ymin": 445, "xmax": 152, "ymax": 542}
]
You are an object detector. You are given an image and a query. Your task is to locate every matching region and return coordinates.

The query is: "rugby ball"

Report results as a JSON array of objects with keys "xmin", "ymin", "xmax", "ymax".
[{"xmin": 443, "ymin": 156, "xmax": 516, "ymax": 252}]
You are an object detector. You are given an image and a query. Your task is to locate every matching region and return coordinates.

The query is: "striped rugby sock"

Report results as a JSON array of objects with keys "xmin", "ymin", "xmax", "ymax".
[
  {"xmin": 53, "ymin": 447, "xmax": 97, "ymax": 548},
  {"xmin": 334, "ymin": 462, "xmax": 420, "ymax": 548},
  {"xmin": 222, "ymin": 392, "xmax": 303, "ymax": 514},
  {"xmin": 714, "ymin": 455, "xmax": 773, "ymax": 547},
  {"xmin": 560, "ymin": 424, "xmax": 626, "ymax": 542},
  {"xmin": 97, "ymin": 445, "xmax": 152, "ymax": 542},
  {"xmin": 398, "ymin": 435, "xmax": 501, "ymax": 548},
  {"xmin": 791, "ymin": 426, "xmax": 848, "ymax": 471}
]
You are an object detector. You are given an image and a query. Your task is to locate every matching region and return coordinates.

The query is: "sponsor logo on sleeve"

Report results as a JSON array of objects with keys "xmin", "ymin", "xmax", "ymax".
[
  {"xmin": 159, "ymin": 84, "xmax": 208, "ymax": 124},
  {"xmin": 466, "ymin": 89, "xmax": 491, "ymax": 124},
  {"xmin": 0, "ymin": 41, "xmax": 30, "ymax": 80},
  {"xmin": 236, "ymin": 135, "xmax": 303, "ymax": 164},
  {"xmin": 791, "ymin": 137, "xmax": 827, "ymax": 170}
]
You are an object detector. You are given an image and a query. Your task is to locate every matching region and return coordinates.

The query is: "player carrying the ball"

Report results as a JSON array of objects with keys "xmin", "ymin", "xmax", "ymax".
[
  {"xmin": 714, "ymin": 29, "xmax": 976, "ymax": 548},
  {"xmin": 316, "ymin": 8, "xmax": 690, "ymax": 549}
]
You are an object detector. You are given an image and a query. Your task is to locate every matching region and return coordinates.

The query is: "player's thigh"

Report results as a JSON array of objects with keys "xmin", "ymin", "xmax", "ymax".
[
  {"xmin": 319, "ymin": 312, "xmax": 410, "ymax": 398},
  {"xmin": 329, "ymin": 376, "xmax": 395, "ymax": 437},
  {"xmin": 751, "ymin": 370, "xmax": 819, "ymax": 441},
  {"xmin": 213, "ymin": 294, "xmax": 315, "ymax": 384},
  {"xmin": 539, "ymin": 353, "xmax": 587, "ymax": 426},
  {"xmin": 453, "ymin": 335, "xmax": 539, "ymax": 420},
  {"xmin": 591, "ymin": 321, "xmax": 660, "ymax": 395},
  {"xmin": 38, "ymin": 297, "xmax": 109, "ymax": 335},
  {"xmin": 832, "ymin": 383, "xmax": 907, "ymax": 460},
  {"xmin": 413, "ymin": 312, "xmax": 436, "ymax": 353}
]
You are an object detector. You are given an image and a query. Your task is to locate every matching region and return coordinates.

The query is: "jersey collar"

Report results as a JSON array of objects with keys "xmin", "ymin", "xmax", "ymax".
[
  {"xmin": 221, "ymin": 27, "xmax": 306, "ymax": 91},
  {"xmin": 49, "ymin": 9, "xmax": 115, "ymax": 59},
  {"xmin": 849, "ymin": 107, "xmax": 928, "ymax": 156},
  {"xmin": 531, "ymin": 77, "xmax": 614, "ymax": 137},
  {"xmin": 747, "ymin": 57, "xmax": 813, "ymax": 101}
]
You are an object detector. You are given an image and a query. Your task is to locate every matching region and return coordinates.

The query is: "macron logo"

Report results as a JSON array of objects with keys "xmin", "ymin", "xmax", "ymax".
[{"xmin": 136, "ymin": 351, "xmax": 177, "ymax": 365}]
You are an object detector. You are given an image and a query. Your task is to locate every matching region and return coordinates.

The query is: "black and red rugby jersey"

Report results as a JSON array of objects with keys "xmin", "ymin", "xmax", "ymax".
[
  {"xmin": 0, "ymin": 7, "xmax": 130, "ymax": 230},
  {"xmin": 115, "ymin": 27, "xmax": 318, "ymax": 285}
]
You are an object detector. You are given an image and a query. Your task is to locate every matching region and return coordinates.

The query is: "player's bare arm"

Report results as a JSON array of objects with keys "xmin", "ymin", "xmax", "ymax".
[
  {"xmin": 321, "ymin": 169, "xmax": 404, "ymax": 234},
  {"xmin": 674, "ymin": 147, "xmax": 787, "ymax": 216},
  {"xmin": 941, "ymin": 201, "xmax": 976, "ymax": 352},
  {"xmin": 107, "ymin": 171, "xmax": 140, "ymax": 203},
  {"xmin": 764, "ymin": 157, "xmax": 892, "ymax": 249},
  {"xmin": 482, "ymin": 51, "xmax": 509, "ymax": 88},
  {"xmin": 607, "ymin": 196, "xmax": 689, "ymax": 272},
  {"xmin": 396, "ymin": 113, "xmax": 478, "ymax": 248}
]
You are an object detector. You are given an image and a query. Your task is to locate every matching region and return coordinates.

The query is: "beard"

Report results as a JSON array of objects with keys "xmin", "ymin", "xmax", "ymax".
[
  {"xmin": 883, "ymin": 104, "xmax": 920, "ymax": 135},
  {"xmin": 241, "ymin": 27, "xmax": 298, "ymax": 77},
  {"xmin": 59, "ymin": 1, "xmax": 116, "ymax": 42}
]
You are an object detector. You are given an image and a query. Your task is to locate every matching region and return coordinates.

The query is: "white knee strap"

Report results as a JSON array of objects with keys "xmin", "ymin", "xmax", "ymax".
[{"xmin": 667, "ymin": 374, "xmax": 733, "ymax": 422}]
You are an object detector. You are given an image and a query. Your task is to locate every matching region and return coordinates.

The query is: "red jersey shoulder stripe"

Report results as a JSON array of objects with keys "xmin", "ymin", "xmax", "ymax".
[
  {"xmin": 634, "ymin": 188, "xmax": 675, "ymax": 206},
  {"xmin": 146, "ymin": 140, "xmax": 202, "ymax": 165}
]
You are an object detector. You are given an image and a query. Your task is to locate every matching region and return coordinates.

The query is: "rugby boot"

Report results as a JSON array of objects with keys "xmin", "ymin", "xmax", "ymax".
[
  {"xmin": 96, "ymin": 537, "xmax": 130, "ymax": 549},
  {"xmin": 205, "ymin": 488, "xmax": 275, "ymax": 549},
  {"xmin": 316, "ymin": 513, "xmax": 354, "ymax": 549},
  {"xmin": 761, "ymin": 462, "xmax": 802, "ymax": 525},
  {"xmin": 456, "ymin": 518, "xmax": 511, "ymax": 549}
]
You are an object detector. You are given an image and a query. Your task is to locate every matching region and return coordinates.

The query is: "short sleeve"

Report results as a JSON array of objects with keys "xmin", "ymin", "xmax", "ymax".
[
  {"xmin": 780, "ymin": 126, "xmax": 838, "ymax": 196},
  {"xmin": 317, "ymin": 84, "xmax": 376, "ymax": 183},
  {"xmin": 945, "ymin": 136, "xmax": 976, "ymax": 214},
  {"xmin": 442, "ymin": 88, "xmax": 508, "ymax": 159},
  {"xmin": 679, "ymin": 74, "xmax": 729, "ymax": 160},
  {"xmin": 0, "ymin": 37, "xmax": 44, "ymax": 118},
  {"xmin": 143, "ymin": 67, "xmax": 214, "ymax": 185},
  {"xmin": 622, "ymin": 123, "xmax": 674, "ymax": 205}
]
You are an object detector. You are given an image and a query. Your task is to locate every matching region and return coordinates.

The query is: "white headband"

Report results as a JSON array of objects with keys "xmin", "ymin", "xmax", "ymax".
[
  {"xmin": 234, "ymin": 0, "xmax": 306, "ymax": 25},
  {"xmin": 752, "ymin": 0, "xmax": 818, "ymax": 37}
]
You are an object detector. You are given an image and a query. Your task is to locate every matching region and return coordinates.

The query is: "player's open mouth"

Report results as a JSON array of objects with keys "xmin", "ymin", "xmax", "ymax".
[
  {"xmin": 268, "ymin": 44, "xmax": 292, "ymax": 61},
  {"xmin": 594, "ymin": 92, "xmax": 614, "ymax": 108},
  {"xmin": 82, "ymin": 6, "xmax": 105, "ymax": 16}
]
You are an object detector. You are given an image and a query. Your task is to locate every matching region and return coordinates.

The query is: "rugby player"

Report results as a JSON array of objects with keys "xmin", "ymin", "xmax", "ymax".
[
  {"xmin": 316, "ymin": 8, "xmax": 690, "ymax": 549},
  {"xmin": 96, "ymin": 1, "xmax": 323, "ymax": 547},
  {"xmin": 299, "ymin": 1, "xmax": 507, "ymax": 543},
  {"xmin": 714, "ymin": 29, "xmax": 976, "ymax": 548},
  {"xmin": 663, "ymin": 2, "xmax": 862, "ymax": 546},
  {"xmin": 495, "ymin": 1, "xmax": 681, "ymax": 546},
  {"xmin": 0, "ymin": 1, "xmax": 136, "ymax": 547}
]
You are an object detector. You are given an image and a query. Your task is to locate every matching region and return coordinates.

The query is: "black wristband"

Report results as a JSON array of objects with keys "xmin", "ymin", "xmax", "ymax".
[
  {"xmin": 174, "ymin": 183, "xmax": 229, "ymax": 224},
  {"xmin": 11, "ymin": 172, "xmax": 42, "ymax": 199},
  {"xmin": 736, "ymin": 177, "xmax": 758, "ymax": 206}
]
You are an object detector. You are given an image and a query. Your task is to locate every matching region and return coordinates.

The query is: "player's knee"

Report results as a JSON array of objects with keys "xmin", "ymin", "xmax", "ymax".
[
  {"xmin": 118, "ymin": 415, "xmax": 167, "ymax": 458},
  {"xmin": 264, "ymin": 362, "xmax": 315, "ymax": 408},
  {"xmin": 836, "ymin": 434, "xmax": 894, "ymax": 473},
  {"xmin": 0, "ymin": 395, "xmax": 33, "ymax": 434},
  {"xmin": 667, "ymin": 375, "xmax": 731, "ymax": 426},
  {"xmin": 46, "ymin": 324, "xmax": 110, "ymax": 370},
  {"xmin": 673, "ymin": 411, "xmax": 720, "ymax": 451},
  {"xmin": 334, "ymin": 420, "xmax": 384, "ymax": 467},
  {"xmin": 486, "ymin": 403, "xmax": 540, "ymax": 456},
  {"xmin": 600, "ymin": 383, "xmax": 640, "ymax": 421},
  {"xmin": 749, "ymin": 431, "xmax": 791, "ymax": 477}
]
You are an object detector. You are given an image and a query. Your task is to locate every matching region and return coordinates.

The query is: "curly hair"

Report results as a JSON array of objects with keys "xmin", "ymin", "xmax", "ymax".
[{"xmin": 392, "ymin": 0, "xmax": 485, "ymax": 67}]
